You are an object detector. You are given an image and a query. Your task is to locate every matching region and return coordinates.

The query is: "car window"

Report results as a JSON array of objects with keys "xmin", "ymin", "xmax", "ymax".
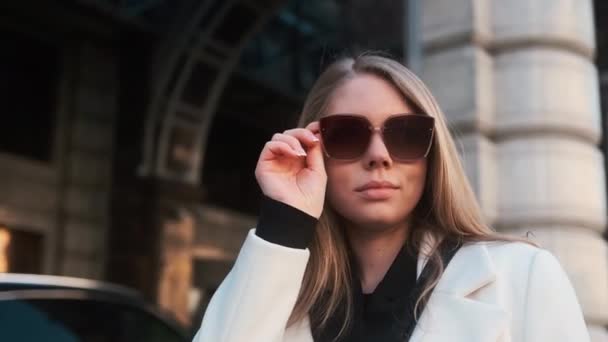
[{"xmin": 0, "ymin": 298, "xmax": 186, "ymax": 342}]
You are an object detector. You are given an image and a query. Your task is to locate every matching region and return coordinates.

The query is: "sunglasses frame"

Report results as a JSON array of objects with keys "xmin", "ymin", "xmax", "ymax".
[{"xmin": 319, "ymin": 113, "xmax": 435, "ymax": 162}]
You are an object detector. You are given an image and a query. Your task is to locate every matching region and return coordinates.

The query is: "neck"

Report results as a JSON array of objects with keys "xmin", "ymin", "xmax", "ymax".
[{"xmin": 346, "ymin": 221, "xmax": 410, "ymax": 294}]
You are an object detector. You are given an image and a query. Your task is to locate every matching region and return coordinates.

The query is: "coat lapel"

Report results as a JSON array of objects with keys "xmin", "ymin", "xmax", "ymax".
[{"xmin": 410, "ymin": 235, "xmax": 510, "ymax": 342}]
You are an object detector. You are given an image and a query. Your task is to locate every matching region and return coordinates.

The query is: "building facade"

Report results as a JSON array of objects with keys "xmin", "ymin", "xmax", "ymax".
[{"xmin": 0, "ymin": 0, "xmax": 606, "ymax": 339}]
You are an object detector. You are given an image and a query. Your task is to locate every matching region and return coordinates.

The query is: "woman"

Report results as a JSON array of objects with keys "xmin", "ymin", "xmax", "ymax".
[{"xmin": 193, "ymin": 54, "xmax": 589, "ymax": 341}]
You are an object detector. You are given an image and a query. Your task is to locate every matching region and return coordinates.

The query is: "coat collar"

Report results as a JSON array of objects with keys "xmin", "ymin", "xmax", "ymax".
[{"xmin": 411, "ymin": 233, "xmax": 509, "ymax": 342}]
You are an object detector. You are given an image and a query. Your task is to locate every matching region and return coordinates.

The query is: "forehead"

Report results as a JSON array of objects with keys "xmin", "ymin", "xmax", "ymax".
[{"xmin": 324, "ymin": 73, "xmax": 414, "ymax": 124}]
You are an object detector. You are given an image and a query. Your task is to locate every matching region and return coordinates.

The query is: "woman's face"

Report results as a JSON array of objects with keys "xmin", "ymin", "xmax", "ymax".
[{"xmin": 322, "ymin": 73, "xmax": 428, "ymax": 233}]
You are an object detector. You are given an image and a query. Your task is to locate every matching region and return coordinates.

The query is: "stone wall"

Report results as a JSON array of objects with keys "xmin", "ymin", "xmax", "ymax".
[{"xmin": 0, "ymin": 41, "xmax": 117, "ymax": 279}]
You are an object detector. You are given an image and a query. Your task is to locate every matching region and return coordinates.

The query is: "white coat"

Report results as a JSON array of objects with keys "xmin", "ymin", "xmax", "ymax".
[{"xmin": 193, "ymin": 229, "xmax": 590, "ymax": 342}]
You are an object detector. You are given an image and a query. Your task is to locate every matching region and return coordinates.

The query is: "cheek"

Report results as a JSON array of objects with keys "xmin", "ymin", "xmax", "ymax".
[
  {"xmin": 400, "ymin": 162, "xmax": 428, "ymax": 204},
  {"xmin": 325, "ymin": 163, "xmax": 352, "ymax": 204},
  {"xmin": 324, "ymin": 162, "xmax": 358, "ymax": 216}
]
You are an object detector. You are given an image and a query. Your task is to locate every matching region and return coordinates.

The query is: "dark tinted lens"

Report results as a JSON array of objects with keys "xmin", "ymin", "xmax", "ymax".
[
  {"xmin": 320, "ymin": 115, "xmax": 370, "ymax": 159},
  {"xmin": 383, "ymin": 115, "xmax": 434, "ymax": 160}
]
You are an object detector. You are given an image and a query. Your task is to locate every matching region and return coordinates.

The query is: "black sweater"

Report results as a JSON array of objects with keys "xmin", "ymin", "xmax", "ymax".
[{"xmin": 255, "ymin": 195, "xmax": 420, "ymax": 342}]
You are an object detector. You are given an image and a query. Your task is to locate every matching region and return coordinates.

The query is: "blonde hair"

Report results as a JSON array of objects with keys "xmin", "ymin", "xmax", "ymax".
[{"xmin": 289, "ymin": 53, "xmax": 535, "ymax": 339}]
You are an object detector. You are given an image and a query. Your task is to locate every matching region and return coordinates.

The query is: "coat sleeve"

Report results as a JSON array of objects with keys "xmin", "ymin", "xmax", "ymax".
[
  {"xmin": 192, "ymin": 229, "xmax": 310, "ymax": 342},
  {"xmin": 523, "ymin": 249, "xmax": 590, "ymax": 342}
]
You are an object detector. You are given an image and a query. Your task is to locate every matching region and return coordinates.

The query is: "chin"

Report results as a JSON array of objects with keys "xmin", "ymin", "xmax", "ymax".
[
  {"xmin": 347, "ymin": 212, "xmax": 404, "ymax": 229},
  {"xmin": 331, "ymin": 195, "xmax": 409, "ymax": 222}
]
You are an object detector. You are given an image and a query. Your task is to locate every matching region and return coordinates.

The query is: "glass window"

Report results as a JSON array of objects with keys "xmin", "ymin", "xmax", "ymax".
[
  {"xmin": 0, "ymin": 29, "xmax": 58, "ymax": 162},
  {"xmin": 0, "ymin": 227, "xmax": 43, "ymax": 274},
  {"xmin": 0, "ymin": 298, "xmax": 186, "ymax": 342}
]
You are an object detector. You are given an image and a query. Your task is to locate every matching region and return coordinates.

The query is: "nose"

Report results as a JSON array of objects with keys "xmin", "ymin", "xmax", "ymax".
[{"xmin": 362, "ymin": 130, "xmax": 393, "ymax": 169}]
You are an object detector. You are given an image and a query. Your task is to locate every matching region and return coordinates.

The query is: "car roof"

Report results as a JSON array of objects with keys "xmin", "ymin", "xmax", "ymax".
[{"xmin": 0, "ymin": 273, "xmax": 143, "ymax": 300}]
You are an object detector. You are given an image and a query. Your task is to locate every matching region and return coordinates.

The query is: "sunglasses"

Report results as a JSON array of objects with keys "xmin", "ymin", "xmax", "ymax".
[{"xmin": 319, "ymin": 113, "xmax": 435, "ymax": 161}]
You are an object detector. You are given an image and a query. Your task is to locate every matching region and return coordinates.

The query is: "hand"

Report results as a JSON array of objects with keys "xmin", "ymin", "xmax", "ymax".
[{"xmin": 254, "ymin": 121, "xmax": 327, "ymax": 219}]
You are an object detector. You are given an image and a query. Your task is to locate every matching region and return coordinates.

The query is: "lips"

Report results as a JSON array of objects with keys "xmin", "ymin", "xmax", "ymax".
[{"xmin": 355, "ymin": 180, "xmax": 399, "ymax": 192}]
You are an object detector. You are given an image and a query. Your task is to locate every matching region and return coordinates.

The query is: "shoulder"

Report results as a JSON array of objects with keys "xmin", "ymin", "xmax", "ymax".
[
  {"xmin": 451, "ymin": 239, "xmax": 588, "ymax": 340},
  {"xmin": 481, "ymin": 239, "xmax": 542, "ymax": 264},
  {"xmin": 460, "ymin": 238, "xmax": 541, "ymax": 262},
  {"xmin": 463, "ymin": 241, "xmax": 566, "ymax": 287},
  {"xmin": 467, "ymin": 241, "xmax": 588, "ymax": 340},
  {"xmin": 465, "ymin": 239, "xmax": 566, "ymax": 285}
]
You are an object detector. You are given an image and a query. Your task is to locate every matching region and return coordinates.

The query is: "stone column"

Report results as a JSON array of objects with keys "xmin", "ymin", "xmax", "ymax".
[
  {"xmin": 59, "ymin": 43, "xmax": 117, "ymax": 280},
  {"xmin": 421, "ymin": 0, "xmax": 608, "ymax": 340},
  {"xmin": 157, "ymin": 205, "xmax": 195, "ymax": 326}
]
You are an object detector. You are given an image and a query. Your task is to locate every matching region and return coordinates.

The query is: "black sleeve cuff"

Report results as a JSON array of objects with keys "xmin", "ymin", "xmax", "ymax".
[{"xmin": 255, "ymin": 194, "xmax": 318, "ymax": 249}]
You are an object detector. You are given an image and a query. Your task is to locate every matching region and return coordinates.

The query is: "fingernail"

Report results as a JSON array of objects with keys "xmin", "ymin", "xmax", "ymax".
[
  {"xmin": 312, "ymin": 136, "xmax": 319, "ymax": 142},
  {"xmin": 298, "ymin": 150, "xmax": 307, "ymax": 156}
]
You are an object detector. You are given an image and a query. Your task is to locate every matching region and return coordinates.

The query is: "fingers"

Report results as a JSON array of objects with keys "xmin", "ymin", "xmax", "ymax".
[
  {"xmin": 305, "ymin": 121, "xmax": 320, "ymax": 134},
  {"xmin": 272, "ymin": 125, "xmax": 320, "ymax": 155},
  {"xmin": 285, "ymin": 123, "xmax": 325, "ymax": 173},
  {"xmin": 272, "ymin": 133, "xmax": 307, "ymax": 156},
  {"xmin": 262, "ymin": 122, "xmax": 325, "ymax": 173},
  {"xmin": 305, "ymin": 121, "xmax": 322, "ymax": 143},
  {"xmin": 283, "ymin": 126, "xmax": 319, "ymax": 148},
  {"xmin": 264, "ymin": 140, "xmax": 305, "ymax": 159}
]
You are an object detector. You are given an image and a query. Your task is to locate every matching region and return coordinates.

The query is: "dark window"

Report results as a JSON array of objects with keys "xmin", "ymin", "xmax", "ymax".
[
  {"xmin": 166, "ymin": 54, "xmax": 187, "ymax": 96},
  {"xmin": 0, "ymin": 227, "xmax": 43, "ymax": 273},
  {"xmin": 198, "ymin": 0, "xmax": 226, "ymax": 32},
  {"xmin": 0, "ymin": 29, "xmax": 59, "ymax": 162},
  {"xmin": 212, "ymin": 3, "xmax": 258, "ymax": 46},
  {"xmin": 201, "ymin": 114, "xmax": 267, "ymax": 215},
  {"xmin": 202, "ymin": 74, "xmax": 300, "ymax": 215},
  {"xmin": 181, "ymin": 62, "xmax": 218, "ymax": 107}
]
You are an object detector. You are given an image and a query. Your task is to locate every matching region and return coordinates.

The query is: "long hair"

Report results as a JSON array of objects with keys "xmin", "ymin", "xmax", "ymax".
[{"xmin": 288, "ymin": 53, "xmax": 535, "ymax": 339}]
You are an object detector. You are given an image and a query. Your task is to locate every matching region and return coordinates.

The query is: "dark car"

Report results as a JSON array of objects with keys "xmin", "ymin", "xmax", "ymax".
[{"xmin": 0, "ymin": 273, "xmax": 189, "ymax": 342}]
